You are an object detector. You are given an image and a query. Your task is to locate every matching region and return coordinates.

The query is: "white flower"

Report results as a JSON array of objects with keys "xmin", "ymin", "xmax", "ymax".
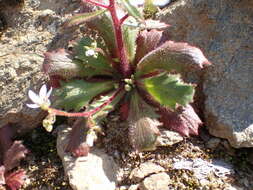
[
  {"xmin": 85, "ymin": 49, "xmax": 96, "ymax": 57},
  {"xmin": 26, "ymin": 84, "xmax": 52, "ymax": 110}
]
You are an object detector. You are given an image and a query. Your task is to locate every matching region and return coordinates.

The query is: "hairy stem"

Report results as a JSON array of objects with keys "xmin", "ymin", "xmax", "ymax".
[
  {"xmin": 48, "ymin": 88, "xmax": 123, "ymax": 117},
  {"xmin": 108, "ymin": 0, "xmax": 132, "ymax": 78}
]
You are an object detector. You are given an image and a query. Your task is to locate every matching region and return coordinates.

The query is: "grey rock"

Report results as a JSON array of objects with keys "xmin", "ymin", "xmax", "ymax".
[
  {"xmin": 139, "ymin": 172, "xmax": 170, "ymax": 190},
  {"xmin": 130, "ymin": 162, "xmax": 165, "ymax": 183},
  {"xmin": 57, "ymin": 125, "xmax": 118, "ymax": 190},
  {"xmin": 156, "ymin": 129, "xmax": 184, "ymax": 147},
  {"xmin": 206, "ymin": 137, "xmax": 221, "ymax": 150},
  {"xmin": 159, "ymin": 0, "xmax": 253, "ymax": 148},
  {"xmin": 0, "ymin": 0, "xmax": 80, "ymax": 133}
]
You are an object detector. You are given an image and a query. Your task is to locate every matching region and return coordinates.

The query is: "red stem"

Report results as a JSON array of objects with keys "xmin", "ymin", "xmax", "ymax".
[
  {"xmin": 83, "ymin": 0, "xmax": 132, "ymax": 78},
  {"xmin": 108, "ymin": 0, "xmax": 132, "ymax": 78},
  {"xmin": 119, "ymin": 14, "xmax": 129, "ymax": 25},
  {"xmin": 48, "ymin": 88, "xmax": 123, "ymax": 117}
]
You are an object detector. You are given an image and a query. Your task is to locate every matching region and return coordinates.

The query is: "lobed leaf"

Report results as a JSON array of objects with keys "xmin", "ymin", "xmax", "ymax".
[
  {"xmin": 3, "ymin": 141, "xmax": 28, "ymax": 171},
  {"xmin": 74, "ymin": 37, "xmax": 114, "ymax": 75},
  {"xmin": 159, "ymin": 105, "xmax": 202, "ymax": 136},
  {"xmin": 128, "ymin": 91, "xmax": 160, "ymax": 151},
  {"xmin": 123, "ymin": 26, "xmax": 139, "ymax": 63},
  {"xmin": 121, "ymin": 0, "xmax": 144, "ymax": 22},
  {"xmin": 54, "ymin": 79, "xmax": 115, "ymax": 111},
  {"xmin": 136, "ymin": 41, "xmax": 211, "ymax": 77},
  {"xmin": 141, "ymin": 73, "xmax": 194, "ymax": 110},
  {"xmin": 135, "ymin": 29, "xmax": 163, "ymax": 63},
  {"xmin": 64, "ymin": 9, "xmax": 107, "ymax": 27}
]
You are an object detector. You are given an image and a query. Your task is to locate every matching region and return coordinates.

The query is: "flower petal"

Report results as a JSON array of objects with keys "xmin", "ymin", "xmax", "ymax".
[
  {"xmin": 46, "ymin": 87, "xmax": 53, "ymax": 98},
  {"xmin": 28, "ymin": 90, "xmax": 42, "ymax": 104},
  {"xmin": 39, "ymin": 84, "xmax": 47, "ymax": 98},
  {"xmin": 26, "ymin": 104, "xmax": 40, "ymax": 109}
]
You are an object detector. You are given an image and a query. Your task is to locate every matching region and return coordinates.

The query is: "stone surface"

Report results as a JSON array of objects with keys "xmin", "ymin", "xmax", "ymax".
[
  {"xmin": 130, "ymin": 162, "xmax": 165, "ymax": 183},
  {"xmin": 0, "ymin": 0, "xmax": 81, "ymax": 133},
  {"xmin": 57, "ymin": 125, "xmax": 118, "ymax": 190},
  {"xmin": 159, "ymin": 0, "xmax": 253, "ymax": 148},
  {"xmin": 139, "ymin": 172, "xmax": 170, "ymax": 190},
  {"xmin": 206, "ymin": 137, "xmax": 221, "ymax": 150},
  {"xmin": 156, "ymin": 129, "xmax": 184, "ymax": 147}
]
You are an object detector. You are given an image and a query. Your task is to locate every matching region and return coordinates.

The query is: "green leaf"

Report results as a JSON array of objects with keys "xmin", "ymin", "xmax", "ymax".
[
  {"xmin": 74, "ymin": 37, "xmax": 114, "ymax": 75},
  {"xmin": 121, "ymin": 0, "xmax": 144, "ymax": 21},
  {"xmin": 86, "ymin": 12, "xmax": 117, "ymax": 58},
  {"xmin": 88, "ymin": 90, "xmax": 125, "ymax": 123},
  {"xmin": 54, "ymin": 80, "xmax": 115, "ymax": 111},
  {"xmin": 123, "ymin": 26, "xmax": 139, "ymax": 63},
  {"xmin": 142, "ymin": 73, "xmax": 195, "ymax": 109},
  {"xmin": 135, "ymin": 41, "xmax": 211, "ymax": 77},
  {"xmin": 65, "ymin": 9, "xmax": 107, "ymax": 27},
  {"xmin": 128, "ymin": 90, "xmax": 160, "ymax": 151}
]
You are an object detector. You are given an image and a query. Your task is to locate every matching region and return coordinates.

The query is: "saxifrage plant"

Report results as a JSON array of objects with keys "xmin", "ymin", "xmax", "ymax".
[{"xmin": 27, "ymin": 0, "xmax": 211, "ymax": 156}]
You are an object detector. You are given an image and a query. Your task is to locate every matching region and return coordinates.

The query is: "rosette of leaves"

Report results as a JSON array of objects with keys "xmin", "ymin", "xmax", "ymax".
[{"xmin": 43, "ymin": 0, "xmax": 211, "ymax": 155}]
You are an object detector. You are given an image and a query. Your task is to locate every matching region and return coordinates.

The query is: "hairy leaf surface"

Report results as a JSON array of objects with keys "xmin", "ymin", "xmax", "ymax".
[
  {"xmin": 135, "ymin": 29, "xmax": 163, "ymax": 63},
  {"xmin": 65, "ymin": 118, "xmax": 90, "ymax": 157},
  {"xmin": 142, "ymin": 73, "xmax": 194, "ymax": 109},
  {"xmin": 128, "ymin": 91, "xmax": 160, "ymax": 151},
  {"xmin": 123, "ymin": 26, "xmax": 139, "ymax": 63},
  {"xmin": 43, "ymin": 49, "xmax": 89, "ymax": 79},
  {"xmin": 55, "ymin": 80, "xmax": 114, "ymax": 111},
  {"xmin": 65, "ymin": 9, "xmax": 107, "ymax": 27},
  {"xmin": 136, "ymin": 41, "xmax": 211, "ymax": 77},
  {"xmin": 159, "ymin": 105, "xmax": 202, "ymax": 136}
]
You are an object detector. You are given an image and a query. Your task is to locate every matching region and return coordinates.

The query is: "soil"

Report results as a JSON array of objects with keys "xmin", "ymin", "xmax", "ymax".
[
  {"xmin": 16, "ymin": 117, "xmax": 253, "ymax": 190},
  {"xmin": 1, "ymin": 0, "xmax": 253, "ymax": 190}
]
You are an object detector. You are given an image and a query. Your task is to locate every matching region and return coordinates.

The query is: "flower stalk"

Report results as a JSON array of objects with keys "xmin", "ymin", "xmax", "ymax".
[
  {"xmin": 85, "ymin": 0, "xmax": 132, "ymax": 78},
  {"xmin": 47, "ymin": 87, "xmax": 123, "ymax": 117}
]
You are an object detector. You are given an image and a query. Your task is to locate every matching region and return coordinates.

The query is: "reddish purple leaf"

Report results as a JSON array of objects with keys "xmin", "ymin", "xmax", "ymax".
[
  {"xmin": 5, "ymin": 170, "xmax": 26, "ymax": 190},
  {"xmin": 136, "ymin": 40, "xmax": 211, "ymax": 77},
  {"xmin": 135, "ymin": 29, "xmax": 163, "ymax": 63},
  {"xmin": 3, "ymin": 141, "xmax": 28, "ymax": 171},
  {"xmin": 0, "ymin": 166, "xmax": 5, "ymax": 185},
  {"xmin": 65, "ymin": 118, "xmax": 89, "ymax": 157},
  {"xmin": 128, "ymin": 91, "xmax": 161, "ymax": 151},
  {"xmin": 43, "ymin": 49, "xmax": 83, "ymax": 79},
  {"xmin": 159, "ymin": 105, "xmax": 202, "ymax": 137}
]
